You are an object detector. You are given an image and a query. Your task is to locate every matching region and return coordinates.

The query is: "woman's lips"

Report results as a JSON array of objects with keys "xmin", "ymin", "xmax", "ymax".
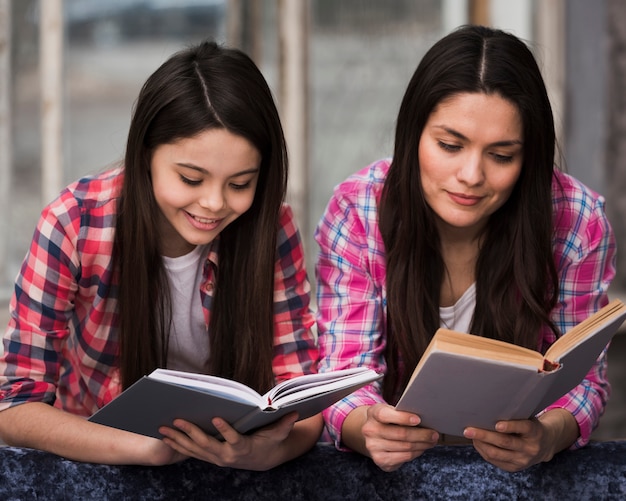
[{"xmin": 447, "ymin": 191, "xmax": 483, "ymax": 206}]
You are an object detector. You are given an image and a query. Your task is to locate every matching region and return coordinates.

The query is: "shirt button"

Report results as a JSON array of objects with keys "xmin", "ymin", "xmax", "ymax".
[{"xmin": 204, "ymin": 282, "xmax": 214, "ymax": 292}]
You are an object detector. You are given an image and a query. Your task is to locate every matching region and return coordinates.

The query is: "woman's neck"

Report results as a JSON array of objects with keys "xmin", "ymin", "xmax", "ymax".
[{"xmin": 439, "ymin": 237, "xmax": 480, "ymax": 308}]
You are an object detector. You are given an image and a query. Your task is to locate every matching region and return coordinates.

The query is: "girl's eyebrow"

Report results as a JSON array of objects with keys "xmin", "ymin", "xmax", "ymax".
[
  {"xmin": 434, "ymin": 125, "xmax": 523, "ymax": 147},
  {"xmin": 176, "ymin": 163, "xmax": 260, "ymax": 177}
]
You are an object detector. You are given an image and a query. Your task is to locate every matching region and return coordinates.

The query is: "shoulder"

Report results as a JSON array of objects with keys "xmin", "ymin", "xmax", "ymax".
[
  {"xmin": 552, "ymin": 170, "xmax": 603, "ymax": 206},
  {"xmin": 277, "ymin": 203, "xmax": 299, "ymax": 242},
  {"xmin": 552, "ymin": 170, "xmax": 609, "ymax": 229},
  {"xmin": 315, "ymin": 160, "xmax": 389, "ymax": 262},
  {"xmin": 46, "ymin": 167, "xmax": 123, "ymax": 222},
  {"xmin": 38, "ymin": 167, "xmax": 123, "ymax": 249},
  {"xmin": 551, "ymin": 170, "xmax": 613, "ymax": 254},
  {"xmin": 276, "ymin": 203, "xmax": 304, "ymax": 258},
  {"xmin": 320, "ymin": 159, "xmax": 390, "ymax": 227},
  {"xmin": 331, "ymin": 158, "xmax": 390, "ymax": 204},
  {"xmin": 278, "ymin": 203, "xmax": 297, "ymax": 229}
]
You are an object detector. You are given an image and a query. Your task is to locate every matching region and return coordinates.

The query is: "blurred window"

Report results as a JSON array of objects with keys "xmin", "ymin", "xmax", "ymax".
[{"xmin": 2, "ymin": 0, "xmax": 444, "ymax": 302}]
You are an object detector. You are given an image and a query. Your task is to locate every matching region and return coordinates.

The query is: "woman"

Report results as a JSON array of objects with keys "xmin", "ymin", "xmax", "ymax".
[
  {"xmin": 0, "ymin": 40, "xmax": 322, "ymax": 469},
  {"xmin": 315, "ymin": 25, "xmax": 616, "ymax": 472}
]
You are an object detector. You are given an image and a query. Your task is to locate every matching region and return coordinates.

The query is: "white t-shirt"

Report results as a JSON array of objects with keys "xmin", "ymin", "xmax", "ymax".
[
  {"xmin": 162, "ymin": 245, "xmax": 210, "ymax": 372},
  {"xmin": 439, "ymin": 283, "xmax": 476, "ymax": 333}
]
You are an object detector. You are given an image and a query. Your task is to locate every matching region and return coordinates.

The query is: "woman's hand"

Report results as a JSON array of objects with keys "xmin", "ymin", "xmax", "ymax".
[
  {"xmin": 463, "ymin": 408, "xmax": 579, "ymax": 472},
  {"xmin": 158, "ymin": 412, "xmax": 322, "ymax": 471},
  {"xmin": 343, "ymin": 403, "xmax": 439, "ymax": 472}
]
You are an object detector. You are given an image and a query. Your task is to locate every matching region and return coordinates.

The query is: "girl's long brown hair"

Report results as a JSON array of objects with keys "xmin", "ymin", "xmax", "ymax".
[
  {"xmin": 379, "ymin": 26, "xmax": 559, "ymax": 402},
  {"xmin": 115, "ymin": 41, "xmax": 288, "ymax": 393}
]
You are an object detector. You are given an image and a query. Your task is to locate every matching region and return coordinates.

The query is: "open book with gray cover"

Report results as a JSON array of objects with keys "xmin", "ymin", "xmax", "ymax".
[{"xmin": 89, "ymin": 366, "xmax": 382, "ymax": 438}]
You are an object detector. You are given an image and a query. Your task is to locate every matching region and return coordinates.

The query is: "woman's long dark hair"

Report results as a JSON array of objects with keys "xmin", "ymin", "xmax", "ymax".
[
  {"xmin": 379, "ymin": 25, "xmax": 559, "ymax": 402},
  {"xmin": 115, "ymin": 40, "xmax": 287, "ymax": 393}
]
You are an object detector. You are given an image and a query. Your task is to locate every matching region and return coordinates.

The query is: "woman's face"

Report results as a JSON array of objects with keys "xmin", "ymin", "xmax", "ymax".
[
  {"xmin": 418, "ymin": 92, "xmax": 524, "ymax": 240},
  {"xmin": 151, "ymin": 128, "xmax": 261, "ymax": 257}
]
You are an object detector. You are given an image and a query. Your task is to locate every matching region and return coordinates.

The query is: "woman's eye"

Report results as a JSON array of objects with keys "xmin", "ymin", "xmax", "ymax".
[
  {"xmin": 180, "ymin": 175, "xmax": 202, "ymax": 186},
  {"xmin": 492, "ymin": 153, "xmax": 514, "ymax": 164},
  {"xmin": 438, "ymin": 141, "xmax": 461, "ymax": 153}
]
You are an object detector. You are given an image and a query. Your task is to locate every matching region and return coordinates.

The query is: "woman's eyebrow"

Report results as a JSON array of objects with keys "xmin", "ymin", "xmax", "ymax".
[
  {"xmin": 434, "ymin": 125, "xmax": 522, "ymax": 147},
  {"xmin": 176, "ymin": 163, "xmax": 260, "ymax": 177}
]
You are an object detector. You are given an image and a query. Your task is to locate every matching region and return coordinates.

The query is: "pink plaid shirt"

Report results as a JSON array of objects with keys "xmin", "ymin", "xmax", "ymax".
[
  {"xmin": 315, "ymin": 159, "xmax": 616, "ymax": 450},
  {"xmin": 0, "ymin": 167, "xmax": 317, "ymax": 416}
]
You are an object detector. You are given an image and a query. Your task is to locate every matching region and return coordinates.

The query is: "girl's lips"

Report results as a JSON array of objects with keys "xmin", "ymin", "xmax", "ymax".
[
  {"xmin": 447, "ymin": 191, "xmax": 483, "ymax": 206},
  {"xmin": 184, "ymin": 211, "xmax": 223, "ymax": 230}
]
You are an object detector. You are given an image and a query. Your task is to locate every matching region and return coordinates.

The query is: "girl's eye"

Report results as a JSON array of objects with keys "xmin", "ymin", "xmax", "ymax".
[
  {"xmin": 438, "ymin": 141, "xmax": 461, "ymax": 153},
  {"xmin": 180, "ymin": 175, "xmax": 202, "ymax": 186},
  {"xmin": 230, "ymin": 181, "xmax": 251, "ymax": 191}
]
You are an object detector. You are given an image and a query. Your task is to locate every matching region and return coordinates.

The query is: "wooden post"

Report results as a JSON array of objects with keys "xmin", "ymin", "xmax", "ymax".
[
  {"xmin": 469, "ymin": 0, "xmax": 490, "ymax": 25},
  {"xmin": 226, "ymin": 0, "xmax": 243, "ymax": 47},
  {"xmin": 226, "ymin": 0, "xmax": 262, "ymax": 64},
  {"xmin": 535, "ymin": 0, "xmax": 565, "ymax": 151},
  {"xmin": 40, "ymin": 0, "xmax": 64, "ymax": 205},
  {"xmin": 606, "ymin": 0, "xmax": 626, "ymax": 290},
  {"xmin": 278, "ymin": 0, "xmax": 309, "ymax": 240},
  {"xmin": 442, "ymin": 0, "xmax": 469, "ymax": 33},
  {"xmin": 0, "ymin": 0, "xmax": 11, "ymax": 288},
  {"xmin": 563, "ymin": 0, "xmax": 607, "ymax": 194}
]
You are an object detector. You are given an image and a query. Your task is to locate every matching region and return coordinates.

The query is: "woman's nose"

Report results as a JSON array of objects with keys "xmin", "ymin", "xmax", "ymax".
[{"xmin": 456, "ymin": 152, "xmax": 485, "ymax": 186}]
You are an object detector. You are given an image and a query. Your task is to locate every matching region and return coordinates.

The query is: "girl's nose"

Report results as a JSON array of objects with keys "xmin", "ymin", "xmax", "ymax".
[{"xmin": 198, "ymin": 186, "xmax": 226, "ymax": 212}]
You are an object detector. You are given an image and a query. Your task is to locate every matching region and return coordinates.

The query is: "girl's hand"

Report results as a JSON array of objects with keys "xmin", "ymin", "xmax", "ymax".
[
  {"xmin": 463, "ymin": 408, "xmax": 579, "ymax": 472},
  {"xmin": 158, "ymin": 412, "xmax": 319, "ymax": 471},
  {"xmin": 344, "ymin": 403, "xmax": 439, "ymax": 472},
  {"xmin": 138, "ymin": 435, "xmax": 190, "ymax": 465}
]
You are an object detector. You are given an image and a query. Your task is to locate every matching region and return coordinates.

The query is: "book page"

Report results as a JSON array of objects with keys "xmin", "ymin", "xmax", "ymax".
[
  {"xmin": 544, "ymin": 299, "xmax": 626, "ymax": 362},
  {"xmin": 149, "ymin": 369, "xmax": 265, "ymax": 407},
  {"xmin": 267, "ymin": 368, "xmax": 381, "ymax": 406},
  {"xmin": 233, "ymin": 369, "xmax": 383, "ymax": 433},
  {"xmin": 435, "ymin": 330, "xmax": 544, "ymax": 367},
  {"xmin": 405, "ymin": 330, "xmax": 544, "ymax": 390}
]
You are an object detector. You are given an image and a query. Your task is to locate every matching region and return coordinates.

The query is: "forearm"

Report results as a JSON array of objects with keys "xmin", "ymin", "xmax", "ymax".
[
  {"xmin": 339, "ymin": 406, "xmax": 370, "ymax": 456},
  {"xmin": 544, "ymin": 353, "xmax": 609, "ymax": 447},
  {"xmin": 0, "ymin": 402, "xmax": 170, "ymax": 465},
  {"xmin": 538, "ymin": 408, "xmax": 580, "ymax": 458},
  {"xmin": 273, "ymin": 414, "xmax": 323, "ymax": 465}
]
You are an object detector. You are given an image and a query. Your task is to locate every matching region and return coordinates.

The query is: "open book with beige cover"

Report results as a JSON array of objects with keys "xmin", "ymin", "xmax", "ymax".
[{"xmin": 395, "ymin": 299, "xmax": 626, "ymax": 437}]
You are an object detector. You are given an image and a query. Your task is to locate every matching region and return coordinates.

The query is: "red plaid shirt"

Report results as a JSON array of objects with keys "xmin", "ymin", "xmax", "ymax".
[{"xmin": 0, "ymin": 167, "xmax": 317, "ymax": 416}]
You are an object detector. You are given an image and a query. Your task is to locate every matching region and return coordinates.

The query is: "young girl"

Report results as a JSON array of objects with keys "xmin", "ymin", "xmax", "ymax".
[
  {"xmin": 315, "ymin": 25, "xmax": 616, "ymax": 473},
  {"xmin": 0, "ymin": 40, "xmax": 322, "ymax": 470}
]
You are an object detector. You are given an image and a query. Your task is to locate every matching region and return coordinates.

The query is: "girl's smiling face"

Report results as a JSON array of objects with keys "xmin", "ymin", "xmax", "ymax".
[
  {"xmin": 150, "ymin": 128, "xmax": 261, "ymax": 257},
  {"xmin": 418, "ymin": 92, "xmax": 524, "ymax": 241}
]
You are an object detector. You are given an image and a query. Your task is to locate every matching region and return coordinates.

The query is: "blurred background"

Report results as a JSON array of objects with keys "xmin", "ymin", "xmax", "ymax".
[{"xmin": 0, "ymin": 0, "xmax": 624, "ymax": 439}]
